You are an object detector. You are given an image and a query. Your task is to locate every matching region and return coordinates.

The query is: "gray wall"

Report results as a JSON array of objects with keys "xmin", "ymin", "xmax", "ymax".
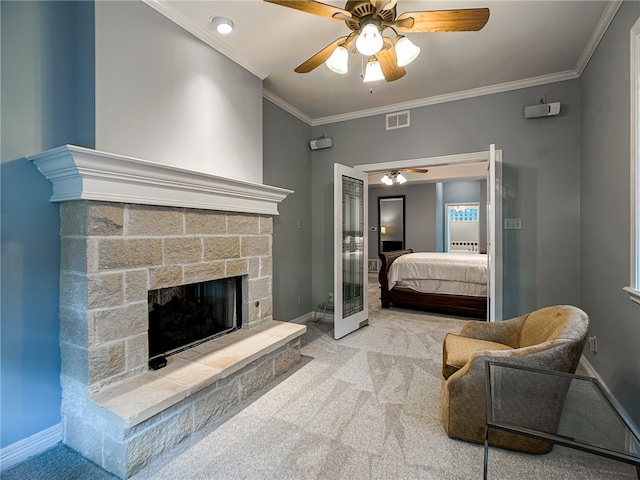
[
  {"xmin": 263, "ymin": 99, "xmax": 313, "ymax": 320},
  {"xmin": 311, "ymin": 80, "xmax": 582, "ymax": 320},
  {"xmin": 94, "ymin": 1, "xmax": 264, "ymax": 182},
  {"xmin": 580, "ymin": 1, "xmax": 640, "ymax": 424},
  {"xmin": 1, "ymin": 0, "xmax": 95, "ymax": 447},
  {"xmin": 368, "ymin": 183, "xmax": 437, "ymax": 259}
]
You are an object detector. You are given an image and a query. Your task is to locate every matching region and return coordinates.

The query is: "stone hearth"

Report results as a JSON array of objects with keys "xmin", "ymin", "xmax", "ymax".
[{"xmin": 28, "ymin": 146, "xmax": 305, "ymax": 478}]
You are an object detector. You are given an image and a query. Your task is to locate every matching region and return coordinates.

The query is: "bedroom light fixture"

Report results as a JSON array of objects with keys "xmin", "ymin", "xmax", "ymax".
[
  {"xmin": 210, "ymin": 15, "xmax": 234, "ymax": 35},
  {"xmin": 381, "ymin": 170, "xmax": 407, "ymax": 185}
]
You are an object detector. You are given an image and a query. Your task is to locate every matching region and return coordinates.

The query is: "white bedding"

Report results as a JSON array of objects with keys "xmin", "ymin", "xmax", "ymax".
[{"xmin": 388, "ymin": 252, "xmax": 488, "ymax": 297}]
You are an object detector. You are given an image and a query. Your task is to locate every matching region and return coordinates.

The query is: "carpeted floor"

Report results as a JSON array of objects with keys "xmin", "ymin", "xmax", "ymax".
[{"xmin": 3, "ymin": 277, "xmax": 637, "ymax": 479}]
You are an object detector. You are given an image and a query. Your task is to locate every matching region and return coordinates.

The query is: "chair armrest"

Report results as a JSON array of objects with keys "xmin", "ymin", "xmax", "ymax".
[
  {"xmin": 450, "ymin": 339, "xmax": 576, "ymax": 382},
  {"xmin": 458, "ymin": 314, "xmax": 528, "ymax": 347}
]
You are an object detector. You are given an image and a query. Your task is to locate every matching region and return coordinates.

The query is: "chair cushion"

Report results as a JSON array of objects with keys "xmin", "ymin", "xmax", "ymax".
[{"xmin": 444, "ymin": 334, "xmax": 514, "ymax": 369}]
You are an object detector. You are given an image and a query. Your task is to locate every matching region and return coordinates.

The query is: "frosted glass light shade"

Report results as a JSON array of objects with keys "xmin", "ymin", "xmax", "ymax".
[
  {"xmin": 381, "ymin": 174, "xmax": 392, "ymax": 185},
  {"xmin": 395, "ymin": 36, "xmax": 420, "ymax": 67},
  {"xmin": 396, "ymin": 173, "xmax": 407, "ymax": 184},
  {"xmin": 363, "ymin": 59, "xmax": 385, "ymax": 83},
  {"xmin": 356, "ymin": 23, "xmax": 383, "ymax": 56},
  {"xmin": 325, "ymin": 46, "xmax": 349, "ymax": 74}
]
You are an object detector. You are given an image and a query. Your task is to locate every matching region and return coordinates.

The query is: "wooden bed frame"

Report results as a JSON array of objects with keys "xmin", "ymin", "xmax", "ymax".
[{"xmin": 378, "ymin": 249, "xmax": 487, "ymax": 319}]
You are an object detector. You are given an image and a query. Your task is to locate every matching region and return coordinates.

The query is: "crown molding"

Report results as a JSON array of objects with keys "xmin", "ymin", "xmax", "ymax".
[
  {"xmin": 142, "ymin": 0, "xmax": 269, "ymax": 80},
  {"xmin": 307, "ymin": 70, "xmax": 579, "ymax": 126},
  {"xmin": 575, "ymin": 1, "xmax": 623, "ymax": 75},
  {"xmin": 262, "ymin": 89, "xmax": 313, "ymax": 126},
  {"xmin": 27, "ymin": 145, "xmax": 292, "ymax": 216}
]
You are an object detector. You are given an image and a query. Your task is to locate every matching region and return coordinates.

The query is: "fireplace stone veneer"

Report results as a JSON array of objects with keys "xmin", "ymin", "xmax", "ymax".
[
  {"xmin": 61, "ymin": 201, "xmax": 279, "ymax": 392},
  {"xmin": 28, "ymin": 146, "xmax": 304, "ymax": 479}
]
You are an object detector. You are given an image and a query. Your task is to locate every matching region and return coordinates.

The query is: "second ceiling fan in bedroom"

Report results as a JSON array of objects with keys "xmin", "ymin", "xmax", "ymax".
[
  {"xmin": 377, "ymin": 168, "xmax": 429, "ymax": 185},
  {"xmin": 264, "ymin": 0, "xmax": 490, "ymax": 83}
]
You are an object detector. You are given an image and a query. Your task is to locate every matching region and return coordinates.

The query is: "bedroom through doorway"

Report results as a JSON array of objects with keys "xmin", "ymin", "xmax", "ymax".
[{"xmin": 356, "ymin": 147, "xmax": 502, "ymax": 321}]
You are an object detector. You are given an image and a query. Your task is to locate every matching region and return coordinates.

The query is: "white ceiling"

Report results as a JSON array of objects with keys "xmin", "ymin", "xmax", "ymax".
[{"xmin": 145, "ymin": 0, "xmax": 619, "ymax": 126}]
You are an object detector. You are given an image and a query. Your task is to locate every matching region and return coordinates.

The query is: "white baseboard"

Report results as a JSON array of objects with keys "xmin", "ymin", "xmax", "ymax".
[
  {"xmin": 289, "ymin": 308, "xmax": 334, "ymax": 325},
  {"xmin": 312, "ymin": 303, "xmax": 334, "ymax": 323},
  {"xmin": 0, "ymin": 423, "xmax": 62, "ymax": 471},
  {"xmin": 290, "ymin": 312, "xmax": 315, "ymax": 324},
  {"xmin": 579, "ymin": 356, "xmax": 640, "ymax": 440},
  {"xmin": 313, "ymin": 313, "xmax": 334, "ymax": 323}
]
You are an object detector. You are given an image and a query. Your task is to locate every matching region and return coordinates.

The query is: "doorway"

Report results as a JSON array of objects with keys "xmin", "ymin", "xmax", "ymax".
[{"xmin": 355, "ymin": 147, "xmax": 502, "ymax": 321}]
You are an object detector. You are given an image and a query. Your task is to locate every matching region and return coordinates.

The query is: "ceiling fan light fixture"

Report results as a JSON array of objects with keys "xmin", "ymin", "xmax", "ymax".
[
  {"xmin": 381, "ymin": 174, "xmax": 393, "ymax": 185},
  {"xmin": 325, "ymin": 45, "xmax": 349, "ymax": 74},
  {"xmin": 363, "ymin": 58, "xmax": 385, "ymax": 83},
  {"xmin": 395, "ymin": 35, "xmax": 420, "ymax": 67},
  {"xmin": 355, "ymin": 22, "xmax": 383, "ymax": 56},
  {"xmin": 210, "ymin": 15, "xmax": 234, "ymax": 35},
  {"xmin": 396, "ymin": 172, "xmax": 407, "ymax": 184}
]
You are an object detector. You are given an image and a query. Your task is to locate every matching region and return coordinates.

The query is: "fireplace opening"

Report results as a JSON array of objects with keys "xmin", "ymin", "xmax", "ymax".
[{"xmin": 148, "ymin": 276, "xmax": 244, "ymax": 364}]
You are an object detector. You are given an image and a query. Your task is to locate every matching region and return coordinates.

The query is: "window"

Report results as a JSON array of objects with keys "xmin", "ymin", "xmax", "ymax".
[{"xmin": 626, "ymin": 18, "xmax": 640, "ymax": 304}]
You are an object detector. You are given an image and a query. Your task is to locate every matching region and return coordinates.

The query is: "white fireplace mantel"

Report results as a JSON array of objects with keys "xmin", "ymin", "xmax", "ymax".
[{"xmin": 28, "ymin": 145, "xmax": 293, "ymax": 215}]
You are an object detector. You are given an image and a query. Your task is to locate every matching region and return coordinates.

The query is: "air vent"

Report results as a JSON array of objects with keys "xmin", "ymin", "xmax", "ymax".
[{"xmin": 386, "ymin": 110, "xmax": 410, "ymax": 130}]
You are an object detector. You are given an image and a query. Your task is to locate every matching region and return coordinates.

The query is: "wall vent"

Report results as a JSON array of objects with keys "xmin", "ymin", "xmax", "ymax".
[{"xmin": 386, "ymin": 110, "xmax": 410, "ymax": 130}]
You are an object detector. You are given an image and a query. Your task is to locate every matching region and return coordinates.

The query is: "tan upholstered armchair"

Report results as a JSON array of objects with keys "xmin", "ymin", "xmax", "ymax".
[{"xmin": 441, "ymin": 305, "xmax": 590, "ymax": 453}]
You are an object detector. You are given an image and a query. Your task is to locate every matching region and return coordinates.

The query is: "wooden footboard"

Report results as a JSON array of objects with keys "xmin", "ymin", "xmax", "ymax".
[
  {"xmin": 378, "ymin": 249, "xmax": 413, "ymax": 308},
  {"xmin": 378, "ymin": 249, "xmax": 487, "ymax": 319}
]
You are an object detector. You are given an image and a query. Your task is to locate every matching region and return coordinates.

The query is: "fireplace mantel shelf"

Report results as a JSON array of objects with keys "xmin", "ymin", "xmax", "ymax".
[{"xmin": 28, "ymin": 145, "xmax": 293, "ymax": 215}]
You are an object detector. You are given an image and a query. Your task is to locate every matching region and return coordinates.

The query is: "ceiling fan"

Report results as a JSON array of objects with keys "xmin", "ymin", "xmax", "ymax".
[
  {"xmin": 376, "ymin": 168, "xmax": 429, "ymax": 185},
  {"xmin": 264, "ymin": 0, "xmax": 490, "ymax": 83}
]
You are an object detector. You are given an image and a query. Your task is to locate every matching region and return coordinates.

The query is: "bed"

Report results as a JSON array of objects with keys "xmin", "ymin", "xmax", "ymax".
[{"xmin": 378, "ymin": 249, "xmax": 488, "ymax": 319}]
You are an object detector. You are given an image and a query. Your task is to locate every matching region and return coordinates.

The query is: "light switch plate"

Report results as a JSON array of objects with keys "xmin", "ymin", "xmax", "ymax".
[{"xmin": 504, "ymin": 218, "xmax": 522, "ymax": 230}]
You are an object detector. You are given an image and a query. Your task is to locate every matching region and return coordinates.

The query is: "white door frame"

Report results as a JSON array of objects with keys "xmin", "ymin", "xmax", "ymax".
[{"xmin": 356, "ymin": 148, "xmax": 503, "ymax": 321}]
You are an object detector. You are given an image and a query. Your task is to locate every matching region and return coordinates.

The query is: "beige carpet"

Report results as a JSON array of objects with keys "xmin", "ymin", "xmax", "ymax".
[
  {"xmin": 130, "ymin": 277, "xmax": 636, "ymax": 479},
  {"xmin": 5, "ymin": 277, "xmax": 637, "ymax": 479}
]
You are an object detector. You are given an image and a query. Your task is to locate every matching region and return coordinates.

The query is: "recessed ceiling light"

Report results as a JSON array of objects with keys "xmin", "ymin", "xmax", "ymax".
[{"xmin": 210, "ymin": 15, "xmax": 233, "ymax": 35}]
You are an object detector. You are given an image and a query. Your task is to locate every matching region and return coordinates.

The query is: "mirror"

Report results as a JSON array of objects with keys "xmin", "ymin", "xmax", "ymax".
[{"xmin": 379, "ymin": 196, "xmax": 405, "ymax": 253}]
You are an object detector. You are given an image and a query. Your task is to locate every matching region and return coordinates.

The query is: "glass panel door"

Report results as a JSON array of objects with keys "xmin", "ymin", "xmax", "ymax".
[{"xmin": 334, "ymin": 164, "xmax": 368, "ymax": 339}]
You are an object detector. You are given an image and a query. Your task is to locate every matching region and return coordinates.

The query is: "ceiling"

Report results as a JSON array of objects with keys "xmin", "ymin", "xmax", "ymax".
[{"xmin": 144, "ymin": 1, "xmax": 619, "ymax": 126}]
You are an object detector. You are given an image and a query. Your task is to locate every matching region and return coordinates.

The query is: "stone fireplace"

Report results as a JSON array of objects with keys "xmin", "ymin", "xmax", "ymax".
[{"xmin": 29, "ymin": 145, "xmax": 305, "ymax": 478}]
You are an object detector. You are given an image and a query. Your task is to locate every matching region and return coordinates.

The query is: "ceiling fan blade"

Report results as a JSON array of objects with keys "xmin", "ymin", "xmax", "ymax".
[
  {"xmin": 396, "ymin": 8, "xmax": 490, "ymax": 32},
  {"xmin": 403, "ymin": 168, "xmax": 429, "ymax": 174},
  {"xmin": 377, "ymin": 39, "xmax": 405, "ymax": 82},
  {"xmin": 294, "ymin": 36, "xmax": 349, "ymax": 73},
  {"xmin": 371, "ymin": 0, "xmax": 398, "ymax": 12},
  {"xmin": 263, "ymin": 0, "xmax": 352, "ymax": 21}
]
